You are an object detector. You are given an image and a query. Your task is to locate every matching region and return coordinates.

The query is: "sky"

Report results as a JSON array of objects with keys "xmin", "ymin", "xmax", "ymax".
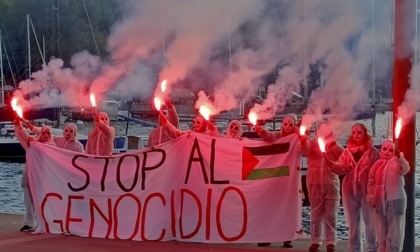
[{"xmin": 13, "ymin": 0, "xmax": 419, "ymax": 132}]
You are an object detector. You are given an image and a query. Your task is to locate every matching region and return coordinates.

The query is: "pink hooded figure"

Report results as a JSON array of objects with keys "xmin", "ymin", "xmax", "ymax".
[
  {"xmin": 367, "ymin": 140, "xmax": 409, "ymax": 252},
  {"xmin": 226, "ymin": 120, "xmax": 242, "ymax": 139},
  {"xmin": 300, "ymin": 122, "xmax": 344, "ymax": 252},
  {"xmin": 255, "ymin": 113, "xmax": 298, "ymax": 249},
  {"xmin": 192, "ymin": 116, "xmax": 208, "ymax": 133},
  {"xmin": 13, "ymin": 118, "xmax": 56, "ymax": 232},
  {"xmin": 255, "ymin": 113, "xmax": 298, "ymax": 142},
  {"xmin": 191, "ymin": 116, "xmax": 220, "ymax": 136},
  {"xmin": 327, "ymin": 123, "xmax": 379, "ymax": 252},
  {"xmin": 157, "ymin": 114, "xmax": 220, "ymax": 141},
  {"xmin": 30, "ymin": 122, "xmax": 84, "ymax": 153},
  {"xmin": 55, "ymin": 123, "xmax": 84, "ymax": 153},
  {"xmin": 85, "ymin": 112, "xmax": 115, "ymax": 156},
  {"xmin": 148, "ymin": 98, "xmax": 180, "ymax": 148}
]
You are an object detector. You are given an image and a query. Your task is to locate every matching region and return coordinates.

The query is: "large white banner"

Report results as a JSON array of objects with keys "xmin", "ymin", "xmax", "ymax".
[{"xmin": 27, "ymin": 132, "xmax": 303, "ymax": 243}]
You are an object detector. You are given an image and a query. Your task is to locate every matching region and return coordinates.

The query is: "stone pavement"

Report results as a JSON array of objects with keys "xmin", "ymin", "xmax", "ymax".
[{"xmin": 0, "ymin": 213, "xmax": 417, "ymax": 252}]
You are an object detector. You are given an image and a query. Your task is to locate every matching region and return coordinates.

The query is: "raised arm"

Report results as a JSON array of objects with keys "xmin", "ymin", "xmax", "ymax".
[
  {"xmin": 166, "ymin": 98, "xmax": 179, "ymax": 129},
  {"xmin": 255, "ymin": 126, "xmax": 278, "ymax": 142},
  {"xmin": 13, "ymin": 119, "xmax": 32, "ymax": 150},
  {"xmin": 396, "ymin": 151, "xmax": 410, "ymax": 175}
]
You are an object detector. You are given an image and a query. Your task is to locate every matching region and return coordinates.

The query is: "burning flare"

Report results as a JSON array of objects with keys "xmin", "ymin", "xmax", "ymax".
[
  {"xmin": 11, "ymin": 98, "xmax": 17, "ymax": 111},
  {"xmin": 318, "ymin": 138, "xmax": 326, "ymax": 153},
  {"xmin": 16, "ymin": 106, "xmax": 23, "ymax": 118},
  {"xmin": 199, "ymin": 105, "xmax": 211, "ymax": 120},
  {"xmin": 154, "ymin": 97, "xmax": 162, "ymax": 111},
  {"xmin": 248, "ymin": 112, "xmax": 257, "ymax": 126},
  {"xmin": 395, "ymin": 117, "xmax": 403, "ymax": 139},
  {"xmin": 299, "ymin": 126, "xmax": 306, "ymax": 136},
  {"xmin": 11, "ymin": 98, "xmax": 24, "ymax": 120},
  {"xmin": 160, "ymin": 80, "xmax": 167, "ymax": 93},
  {"xmin": 90, "ymin": 93, "xmax": 97, "ymax": 114},
  {"xmin": 90, "ymin": 93, "xmax": 96, "ymax": 107}
]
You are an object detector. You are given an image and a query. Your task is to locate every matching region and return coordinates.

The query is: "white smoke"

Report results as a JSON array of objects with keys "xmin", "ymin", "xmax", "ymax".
[{"xmin": 12, "ymin": 0, "xmax": 396, "ymax": 131}]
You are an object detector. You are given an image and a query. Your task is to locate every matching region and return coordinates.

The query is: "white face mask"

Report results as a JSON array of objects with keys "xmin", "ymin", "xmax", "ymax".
[
  {"xmin": 39, "ymin": 127, "xmax": 52, "ymax": 142},
  {"xmin": 98, "ymin": 112, "xmax": 109, "ymax": 125},
  {"xmin": 282, "ymin": 117, "xmax": 295, "ymax": 133},
  {"xmin": 351, "ymin": 125, "xmax": 365, "ymax": 144},
  {"xmin": 192, "ymin": 117, "xmax": 206, "ymax": 133},
  {"xmin": 380, "ymin": 140, "xmax": 395, "ymax": 160},
  {"xmin": 63, "ymin": 124, "xmax": 77, "ymax": 141},
  {"xmin": 227, "ymin": 120, "xmax": 242, "ymax": 138}
]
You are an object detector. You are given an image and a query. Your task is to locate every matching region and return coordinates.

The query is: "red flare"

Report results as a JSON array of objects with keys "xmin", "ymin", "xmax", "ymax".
[
  {"xmin": 395, "ymin": 117, "xmax": 403, "ymax": 139},
  {"xmin": 199, "ymin": 105, "xmax": 210, "ymax": 120},
  {"xmin": 11, "ymin": 98, "xmax": 17, "ymax": 111},
  {"xmin": 318, "ymin": 137, "xmax": 326, "ymax": 153},
  {"xmin": 16, "ymin": 106, "xmax": 23, "ymax": 118},
  {"xmin": 154, "ymin": 97, "xmax": 162, "ymax": 111},
  {"xmin": 160, "ymin": 80, "xmax": 167, "ymax": 93},
  {"xmin": 248, "ymin": 112, "xmax": 257, "ymax": 126},
  {"xmin": 299, "ymin": 126, "xmax": 306, "ymax": 136},
  {"xmin": 90, "ymin": 93, "xmax": 96, "ymax": 107}
]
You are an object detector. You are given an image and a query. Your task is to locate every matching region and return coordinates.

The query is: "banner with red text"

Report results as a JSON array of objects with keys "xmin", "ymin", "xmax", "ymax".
[{"xmin": 27, "ymin": 132, "xmax": 303, "ymax": 243}]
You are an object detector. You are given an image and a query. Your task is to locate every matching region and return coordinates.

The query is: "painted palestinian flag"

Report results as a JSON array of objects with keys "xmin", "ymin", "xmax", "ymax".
[{"xmin": 242, "ymin": 142, "xmax": 291, "ymax": 180}]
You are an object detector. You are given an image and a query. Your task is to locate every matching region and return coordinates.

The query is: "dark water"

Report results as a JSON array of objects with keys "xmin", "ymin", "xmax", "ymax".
[{"xmin": 1, "ymin": 111, "xmax": 419, "ymax": 243}]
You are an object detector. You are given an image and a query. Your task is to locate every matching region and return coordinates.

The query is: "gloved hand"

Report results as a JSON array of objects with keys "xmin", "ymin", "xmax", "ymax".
[
  {"xmin": 325, "ymin": 158, "xmax": 334, "ymax": 169},
  {"xmin": 299, "ymin": 135, "xmax": 307, "ymax": 145},
  {"xmin": 395, "ymin": 148, "xmax": 400, "ymax": 158},
  {"xmin": 13, "ymin": 118, "xmax": 21, "ymax": 126},
  {"xmin": 159, "ymin": 112, "xmax": 168, "ymax": 125},
  {"xmin": 207, "ymin": 122, "xmax": 215, "ymax": 131},
  {"xmin": 94, "ymin": 113, "xmax": 100, "ymax": 123},
  {"xmin": 255, "ymin": 125, "xmax": 262, "ymax": 133}
]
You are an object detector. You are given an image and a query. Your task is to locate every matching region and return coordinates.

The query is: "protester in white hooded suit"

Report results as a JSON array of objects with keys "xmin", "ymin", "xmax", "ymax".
[
  {"xmin": 55, "ymin": 123, "xmax": 84, "ymax": 152},
  {"xmin": 13, "ymin": 118, "xmax": 56, "ymax": 232},
  {"xmin": 327, "ymin": 123, "xmax": 379, "ymax": 252},
  {"xmin": 191, "ymin": 115, "xmax": 220, "ymax": 136},
  {"xmin": 157, "ymin": 113, "xmax": 220, "ymax": 139},
  {"xmin": 85, "ymin": 112, "xmax": 115, "ymax": 156},
  {"xmin": 367, "ymin": 140, "xmax": 409, "ymax": 252},
  {"xmin": 30, "ymin": 122, "xmax": 84, "ymax": 153},
  {"xmin": 255, "ymin": 113, "xmax": 298, "ymax": 249},
  {"xmin": 300, "ymin": 122, "xmax": 344, "ymax": 252},
  {"xmin": 148, "ymin": 98, "xmax": 180, "ymax": 148},
  {"xmin": 255, "ymin": 113, "xmax": 298, "ymax": 142},
  {"xmin": 225, "ymin": 120, "xmax": 243, "ymax": 139}
]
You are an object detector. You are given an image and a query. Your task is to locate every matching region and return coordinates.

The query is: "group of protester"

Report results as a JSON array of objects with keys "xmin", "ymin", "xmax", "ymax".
[
  {"xmin": 15, "ymin": 98, "xmax": 410, "ymax": 252},
  {"xmin": 294, "ymin": 119, "xmax": 407, "ymax": 252},
  {"xmin": 153, "ymin": 102, "xmax": 409, "ymax": 252},
  {"xmin": 13, "ymin": 110, "xmax": 115, "ymax": 232}
]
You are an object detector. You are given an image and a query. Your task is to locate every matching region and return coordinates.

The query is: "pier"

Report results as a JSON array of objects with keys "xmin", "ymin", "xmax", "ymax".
[{"xmin": 1, "ymin": 213, "xmax": 419, "ymax": 252}]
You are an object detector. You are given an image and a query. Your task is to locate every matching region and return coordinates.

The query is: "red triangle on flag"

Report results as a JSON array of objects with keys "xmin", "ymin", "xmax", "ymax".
[{"xmin": 242, "ymin": 147, "xmax": 260, "ymax": 180}]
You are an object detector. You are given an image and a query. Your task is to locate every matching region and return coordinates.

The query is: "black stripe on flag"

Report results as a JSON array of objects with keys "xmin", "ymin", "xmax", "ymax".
[{"xmin": 244, "ymin": 142, "xmax": 290, "ymax": 156}]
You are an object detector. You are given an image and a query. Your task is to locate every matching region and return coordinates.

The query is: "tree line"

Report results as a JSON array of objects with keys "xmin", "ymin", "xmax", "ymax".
[{"xmin": 0, "ymin": 0, "xmax": 121, "ymax": 87}]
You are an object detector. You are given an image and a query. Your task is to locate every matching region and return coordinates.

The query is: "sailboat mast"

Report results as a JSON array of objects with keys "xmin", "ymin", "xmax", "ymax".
[
  {"xmin": 0, "ymin": 30, "xmax": 3, "ymax": 107},
  {"xmin": 27, "ymin": 14, "xmax": 31, "ymax": 79},
  {"xmin": 393, "ymin": 0, "xmax": 416, "ymax": 250},
  {"xmin": 371, "ymin": 0, "xmax": 376, "ymax": 137}
]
